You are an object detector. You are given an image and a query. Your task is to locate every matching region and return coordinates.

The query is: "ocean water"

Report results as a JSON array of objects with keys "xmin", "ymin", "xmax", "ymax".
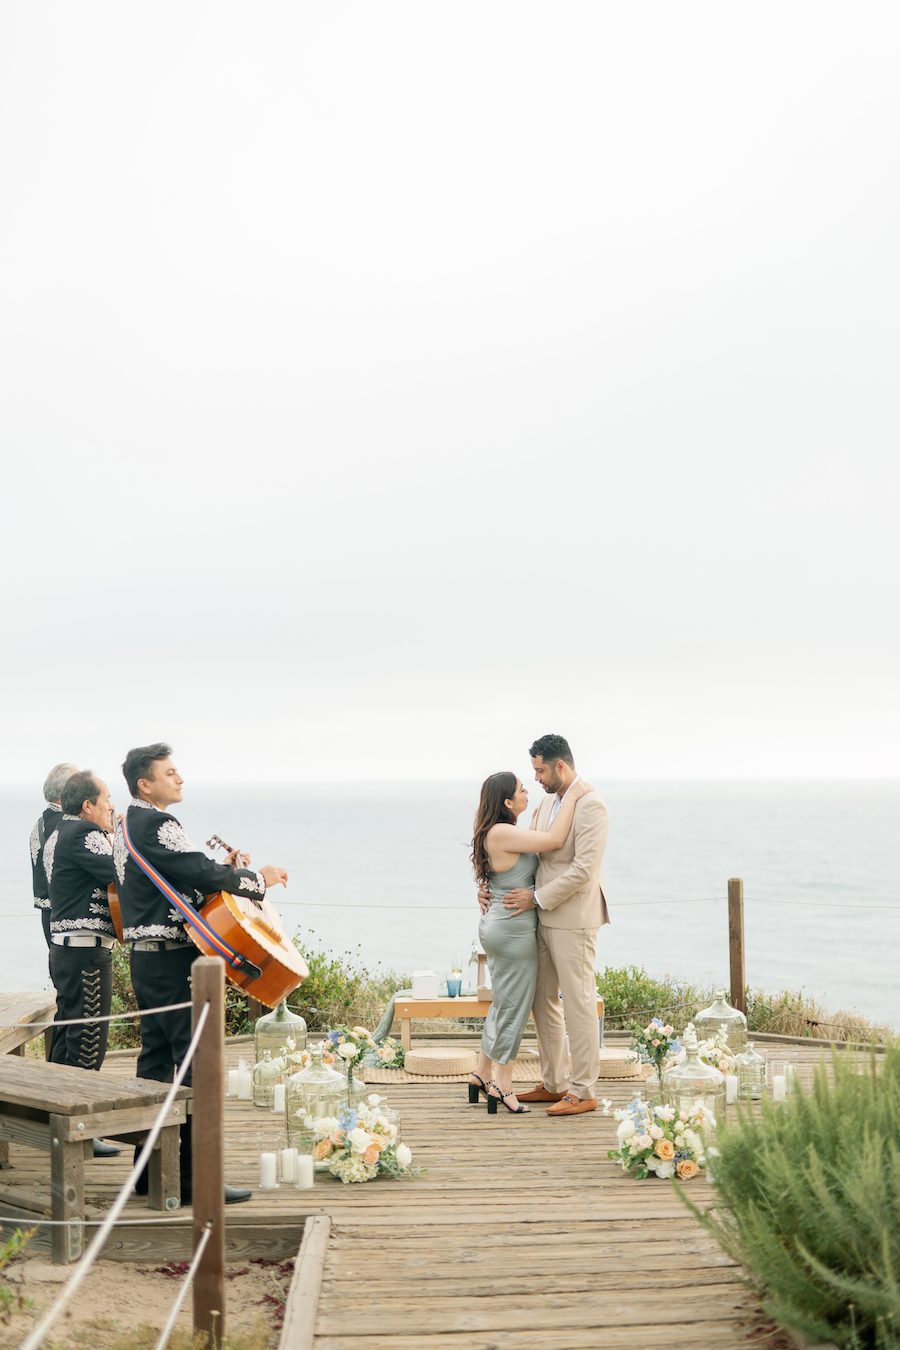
[{"xmin": 2, "ymin": 781, "xmax": 898, "ymax": 1030}]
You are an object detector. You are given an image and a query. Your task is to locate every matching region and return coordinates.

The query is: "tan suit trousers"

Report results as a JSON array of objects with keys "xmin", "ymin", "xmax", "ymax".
[{"xmin": 533, "ymin": 923, "xmax": 600, "ymax": 1098}]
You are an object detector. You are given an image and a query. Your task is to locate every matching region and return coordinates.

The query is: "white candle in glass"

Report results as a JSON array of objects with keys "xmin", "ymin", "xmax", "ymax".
[
  {"xmin": 772, "ymin": 1074, "xmax": 786, "ymax": 1102},
  {"xmin": 280, "ymin": 1147, "xmax": 297, "ymax": 1183},
  {"xmin": 272, "ymin": 1082, "xmax": 286, "ymax": 1113},
  {"xmin": 260, "ymin": 1152, "xmax": 278, "ymax": 1189},
  {"xmin": 238, "ymin": 1067, "xmax": 253, "ymax": 1100},
  {"xmin": 226, "ymin": 1069, "xmax": 240, "ymax": 1097},
  {"xmin": 725, "ymin": 1074, "xmax": 738, "ymax": 1105},
  {"xmin": 295, "ymin": 1155, "xmax": 314, "ymax": 1189}
]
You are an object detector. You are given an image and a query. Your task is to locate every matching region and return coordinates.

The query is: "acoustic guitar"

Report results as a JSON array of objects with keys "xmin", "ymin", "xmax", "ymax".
[
  {"xmin": 186, "ymin": 833, "xmax": 308, "ymax": 1008},
  {"xmin": 108, "ymin": 884, "xmax": 124, "ymax": 942}
]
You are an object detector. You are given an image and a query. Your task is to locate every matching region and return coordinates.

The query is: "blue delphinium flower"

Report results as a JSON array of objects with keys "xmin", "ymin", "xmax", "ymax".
[
  {"xmin": 327, "ymin": 1029, "xmax": 341, "ymax": 1044},
  {"xmin": 338, "ymin": 1105, "xmax": 357, "ymax": 1130}
]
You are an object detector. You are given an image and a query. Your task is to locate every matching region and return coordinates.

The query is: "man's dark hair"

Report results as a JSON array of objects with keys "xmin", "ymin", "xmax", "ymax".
[
  {"xmin": 61, "ymin": 770, "xmax": 102, "ymax": 816},
  {"xmin": 122, "ymin": 743, "xmax": 172, "ymax": 797},
  {"xmin": 529, "ymin": 733, "xmax": 575, "ymax": 768}
]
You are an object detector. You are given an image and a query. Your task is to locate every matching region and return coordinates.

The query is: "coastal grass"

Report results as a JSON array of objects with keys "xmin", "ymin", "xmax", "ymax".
[
  {"xmin": 105, "ymin": 942, "xmax": 890, "ymax": 1051},
  {"xmin": 682, "ymin": 1042, "xmax": 900, "ymax": 1349}
]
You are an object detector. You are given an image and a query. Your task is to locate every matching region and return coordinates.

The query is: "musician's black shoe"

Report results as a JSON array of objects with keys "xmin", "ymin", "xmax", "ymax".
[
  {"xmin": 179, "ymin": 1185, "xmax": 253, "ymax": 1206},
  {"xmin": 92, "ymin": 1139, "xmax": 122, "ymax": 1157}
]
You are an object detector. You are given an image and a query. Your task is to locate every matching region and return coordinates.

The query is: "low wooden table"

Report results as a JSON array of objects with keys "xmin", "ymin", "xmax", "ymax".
[
  {"xmin": 394, "ymin": 992, "xmax": 606, "ymax": 1050},
  {"xmin": 0, "ymin": 1058, "xmax": 190, "ymax": 1263}
]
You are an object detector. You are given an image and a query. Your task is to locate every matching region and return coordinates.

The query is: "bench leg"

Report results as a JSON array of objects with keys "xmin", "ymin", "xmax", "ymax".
[
  {"xmin": 148, "ymin": 1124, "xmax": 181, "ymax": 1212},
  {"xmin": 400, "ymin": 1019, "xmax": 411, "ymax": 1052},
  {"xmin": 598, "ymin": 1014, "xmax": 605, "ymax": 1049},
  {"xmin": 49, "ymin": 1113, "xmax": 84, "ymax": 1264},
  {"xmin": 0, "ymin": 1141, "xmax": 8, "ymax": 1169}
]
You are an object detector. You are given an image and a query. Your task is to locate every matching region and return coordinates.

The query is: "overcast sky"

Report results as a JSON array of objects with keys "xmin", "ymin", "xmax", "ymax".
[{"xmin": 1, "ymin": 2, "xmax": 898, "ymax": 785}]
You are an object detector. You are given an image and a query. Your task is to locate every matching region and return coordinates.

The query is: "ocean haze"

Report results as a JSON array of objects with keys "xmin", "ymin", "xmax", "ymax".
[{"xmin": 3, "ymin": 781, "xmax": 897, "ymax": 1030}]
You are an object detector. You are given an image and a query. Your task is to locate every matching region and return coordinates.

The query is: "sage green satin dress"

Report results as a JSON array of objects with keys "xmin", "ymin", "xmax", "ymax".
[{"xmin": 478, "ymin": 852, "xmax": 538, "ymax": 1064}]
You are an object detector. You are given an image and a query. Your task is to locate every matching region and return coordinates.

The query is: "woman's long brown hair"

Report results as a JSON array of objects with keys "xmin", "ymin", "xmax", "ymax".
[{"xmin": 470, "ymin": 771, "xmax": 518, "ymax": 884}]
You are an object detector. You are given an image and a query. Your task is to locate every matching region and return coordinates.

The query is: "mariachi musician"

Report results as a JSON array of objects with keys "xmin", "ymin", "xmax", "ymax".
[
  {"xmin": 45, "ymin": 768, "xmax": 123, "ymax": 1157},
  {"xmin": 114, "ymin": 742, "xmax": 288, "ymax": 1206},
  {"xmin": 30, "ymin": 762, "xmax": 77, "ymax": 951}
]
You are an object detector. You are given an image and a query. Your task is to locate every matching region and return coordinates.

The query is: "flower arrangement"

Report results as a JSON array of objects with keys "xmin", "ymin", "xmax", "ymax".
[
  {"xmin": 278, "ymin": 1038, "xmax": 337, "ymax": 1072},
  {"xmin": 692, "ymin": 1023, "xmax": 737, "ymax": 1076},
  {"xmin": 326, "ymin": 1025, "xmax": 378, "ymax": 1065},
  {"xmin": 607, "ymin": 1095, "xmax": 712, "ymax": 1180},
  {"xmin": 631, "ymin": 1018, "xmax": 682, "ymax": 1076},
  {"xmin": 300, "ymin": 1095, "xmax": 417, "ymax": 1184},
  {"xmin": 363, "ymin": 1034, "xmax": 405, "ymax": 1070}
]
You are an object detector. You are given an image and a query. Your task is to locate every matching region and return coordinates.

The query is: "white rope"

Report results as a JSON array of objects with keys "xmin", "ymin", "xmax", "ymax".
[
  {"xmin": 153, "ymin": 1222, "xmax": 213, "ymax": 1350},
  {"xmin": 0, "ymin": 1214, "xmax": 193, "ymax": 1228},
  {"xmin": 0, "ymin": 1000, "xmax": 193, "ymax": 1031},
  {"xmin": 20, "ymin": 1000, "xmax": 210, "ymax": 1350}
]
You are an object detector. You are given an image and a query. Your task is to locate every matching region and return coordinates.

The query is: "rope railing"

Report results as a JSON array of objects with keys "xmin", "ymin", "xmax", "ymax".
[
  {"xmin": 153, "ymin": 1222, "xmax": 213, "ymax": 1350},
  {"xmin": 0, "ymin": 1000, "xmax": 193, "ymax": 1032},
  {"xmin": 19, "ymin": 1000, "xmax": 211, "ymax": 1350}
]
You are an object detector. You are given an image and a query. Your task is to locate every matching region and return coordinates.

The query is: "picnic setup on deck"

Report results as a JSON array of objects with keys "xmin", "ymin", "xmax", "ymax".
[{"xmin": 0, "ymin": 960, "xmax": 868, "ymax": 1349}]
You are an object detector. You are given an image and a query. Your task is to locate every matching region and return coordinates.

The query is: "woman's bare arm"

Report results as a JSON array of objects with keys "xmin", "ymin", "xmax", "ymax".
[{"xmin": 487, "ymin": 781, "xmax": 591, "ymax": 856}]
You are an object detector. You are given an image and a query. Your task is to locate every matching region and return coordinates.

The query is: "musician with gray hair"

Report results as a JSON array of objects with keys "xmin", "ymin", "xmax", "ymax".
[{"xmin": 30, "ymin": 762, "xmax": 78, "ymax": 950}]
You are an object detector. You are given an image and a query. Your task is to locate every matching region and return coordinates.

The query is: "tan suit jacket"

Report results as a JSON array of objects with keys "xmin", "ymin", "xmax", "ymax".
[{"xmin": 534, "ymin": 790, "xmax": 610, "ymax": 930}]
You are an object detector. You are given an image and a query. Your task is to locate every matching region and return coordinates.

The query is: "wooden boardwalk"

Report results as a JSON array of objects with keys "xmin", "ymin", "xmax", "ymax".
[{"xmin": 0, "ymin": 1037, "xmax": 841, "ymax": 1347}]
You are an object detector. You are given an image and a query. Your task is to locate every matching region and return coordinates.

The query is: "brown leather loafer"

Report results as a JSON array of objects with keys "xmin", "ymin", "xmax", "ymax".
[
  {"xmin": 517, "ymin": 1083, "xmax": 565, "ymax": 1103},
  {"xmin": 546, "ymin": 1093, "xmax": 598, "ymax": 1116}
]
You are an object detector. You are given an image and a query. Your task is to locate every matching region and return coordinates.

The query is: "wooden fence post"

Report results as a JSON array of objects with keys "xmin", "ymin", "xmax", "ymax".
[
  {"xmin": 727, "ymin": 878, "xmax": 746, "ymax": 1013},
  {"xmin": 192, "ymin": 957, "xmax": 226, "ymax": 1346}
]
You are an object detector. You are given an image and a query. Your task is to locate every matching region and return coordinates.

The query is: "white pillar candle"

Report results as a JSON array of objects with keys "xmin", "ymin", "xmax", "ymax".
[
  {"xmin": 772, "ymin": 1074, "xmax": 786, "ymax": 1102},
  {"xmin": 272, "ymin": 1082, "xmax": 286, "ymax": 1113},
  {"xmin": 238, "ymin": 1068, "xmax": 253, "ymax": 1100},
  {"xmin": 260, "ymin": 1152, "xmax": 278, "ymax": 1189},
  {"xmin": 295, "ymin": 1154, "xmax": 314, "ymax": 1189},
  {"xmin": 280, "ymin": 1147, "xmax": 297, "ymax": 1183},
  {"xmin": 226, "ymin": 1069, "xmax": 240, "ymax": 1098},
  {"xmin": 725, "ymin": 1074, "xmax": 738, "ymax": 1105}
]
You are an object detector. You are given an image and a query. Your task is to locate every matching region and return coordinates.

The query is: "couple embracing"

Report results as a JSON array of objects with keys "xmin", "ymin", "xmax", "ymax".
[{"xmin": 470, "ymin": 733, "xmax": 609, "ymax": 1116}]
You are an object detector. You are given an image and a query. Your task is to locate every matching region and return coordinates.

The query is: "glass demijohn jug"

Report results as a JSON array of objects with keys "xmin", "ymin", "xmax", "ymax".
[
  {"xmin": 662, "ymin": 1026, "xmax": 726, "ymax": 1123},
  {"xmin": 255, "ymin": 999, "xmax": 308, "ymax": 1062},
  {"xmin": 285, "ymin": 1041, "xmax": 347, "ymax": 1157},
  {"xmin": 251, "ymin": 1050, "xmax": 281, "ymax": 1108},
  {"xmin": 694, "ymin": 990, "xmax": 747, "ymax": 1052},
  {"xmin": 735, "ymin": 1041, "xmax": 766, "ymax": 1101}
]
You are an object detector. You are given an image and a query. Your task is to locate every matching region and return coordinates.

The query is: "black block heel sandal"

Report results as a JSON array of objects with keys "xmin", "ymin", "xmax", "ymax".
[
  {"xmin": 486, "ymin": 1082, "xmax": 530, "ymax": 1114},
  {"xmin": 467, "ymin": 1073, "xmax": 489, "ymax": 1104}
]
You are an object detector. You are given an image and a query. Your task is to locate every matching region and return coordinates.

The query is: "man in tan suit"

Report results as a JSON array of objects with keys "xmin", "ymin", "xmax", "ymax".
[{"xmin": 503, "ymin": 733, "xmax": 609, "ymax": 1115}]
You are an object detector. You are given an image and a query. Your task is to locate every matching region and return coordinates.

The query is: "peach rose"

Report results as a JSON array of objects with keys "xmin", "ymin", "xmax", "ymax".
[
  {"xmin": 313, "ymin": 1139, "xmax": 333, "ymax": 1160},
  {"xmin": 363, "ymin": 1146, "xmax": 380, "ymax": 1166},
  {"xmin": 676, "ymin": 1159, "xmax": 699, "ymax": 1180},
  {"xmin": 654, "ymin": 1138, "xmax": 675, "ymax": 1160}
]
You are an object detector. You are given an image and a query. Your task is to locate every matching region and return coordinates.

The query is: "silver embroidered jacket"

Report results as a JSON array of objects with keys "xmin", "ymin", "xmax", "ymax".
[
  {"xmin": 115, "ymin": 800, "xmax": 266, "ymax": 944},
  {"xmin": 47, "ymin": 815, "xmax": 117, "ymax": 937},
  {"xmin": 29, "ymin": 803, "xmax": 62, "ymax": 910}
]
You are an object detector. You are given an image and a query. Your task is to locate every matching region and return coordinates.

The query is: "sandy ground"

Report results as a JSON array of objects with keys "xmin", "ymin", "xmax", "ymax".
[{"xmin": 0, "ymin": 1251, "xmax": 291, "ymax": 1348}]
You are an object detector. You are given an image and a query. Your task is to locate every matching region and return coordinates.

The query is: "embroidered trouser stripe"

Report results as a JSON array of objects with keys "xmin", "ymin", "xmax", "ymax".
[{"xmin": 48, "ymin": 946, "xmax": 112, "ymax": 1071}]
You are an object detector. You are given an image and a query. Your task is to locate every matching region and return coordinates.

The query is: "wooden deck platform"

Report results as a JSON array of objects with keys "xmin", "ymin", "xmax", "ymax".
[{"xmin": 0, "ymin": 1036, "xmax": 844, "ymax": 1347}]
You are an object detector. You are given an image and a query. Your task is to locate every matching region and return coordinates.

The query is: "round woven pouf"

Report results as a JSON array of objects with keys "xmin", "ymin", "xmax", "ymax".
[
  {"xmin": 596, "ymin": 1048, "xmax": 644, "ymax": 1080},
  {"xmin": 404, "ymin": 1047, "xmax": 476, "ymax": 1077}
]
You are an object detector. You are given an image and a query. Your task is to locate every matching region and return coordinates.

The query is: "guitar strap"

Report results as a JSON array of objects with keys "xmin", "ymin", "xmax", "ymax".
[{"xmin": 120, "ymin": 813, "xmax": 259, "ymax": 976}]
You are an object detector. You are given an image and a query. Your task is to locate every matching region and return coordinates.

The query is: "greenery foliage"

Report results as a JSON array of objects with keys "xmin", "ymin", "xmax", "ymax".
[
  {"xmin": 595, "ymin": 964, "xmax": 891, "ymax": 1044},
  {"xmin": 683, "ymin": 1043, "xmax": 900, "ymax": 1349},
  {"xmin": 0, "ymin": 1227, "xmax": 34, "ymax": 1321}
]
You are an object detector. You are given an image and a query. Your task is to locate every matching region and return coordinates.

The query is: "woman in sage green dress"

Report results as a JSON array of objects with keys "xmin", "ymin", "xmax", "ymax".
[{"xmin": 469, "ymin": 772, "xmax": 589, "ymax": 1113}]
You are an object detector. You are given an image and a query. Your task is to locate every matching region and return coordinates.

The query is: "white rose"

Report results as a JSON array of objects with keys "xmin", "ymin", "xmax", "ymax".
[
  {"xmin": 337, "ymin": 1043, "xmax": 358, "ymax": 1061},
  {"xmin": 318, "ymin": 1116, "xmax": 341, "ymax": 1135},
  {"xmin": 617, "ymin": 1119, "xmax": 636, "ymax": 1140},
  {"xmin": 648, "ymin": 1125, "xmax": 664, "ymax": 1140},
  {"xmin": 348, "ymin": 1127, "xmax": 371, "ymax": 1154},
  {"xmin": 655, "ymin": 1160, "xmax": 675, "ymax": 1180},
  {"xmin": 367, "ymin": 1093, "xmax": 383, "ymax": 1106},
  {"xmin": 683, "ymin": 1129, "xmax": 702, "ymax": 1154},
  {"xmin": 396, "ymin": 1143, "xmax": 412, "ymax": 1168}
]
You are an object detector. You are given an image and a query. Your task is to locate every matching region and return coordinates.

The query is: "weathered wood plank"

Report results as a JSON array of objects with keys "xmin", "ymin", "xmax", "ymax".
[
  {"xmin": 0, "ymin": 992, "xmax": 57, "ymax": 1056},
  {"xmin": 279, "ymin": 1215, "xmax": 331, "ymax": 1350}
]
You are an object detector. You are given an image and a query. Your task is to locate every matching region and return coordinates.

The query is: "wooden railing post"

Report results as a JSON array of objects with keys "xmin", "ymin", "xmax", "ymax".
[
  {"xmin": 727, "ymin": 878, "xmax": 746, "ymax": 1013},
  {"xmin": 192, "ymin": 957, "xmax": 226, "ymax": 1346}
]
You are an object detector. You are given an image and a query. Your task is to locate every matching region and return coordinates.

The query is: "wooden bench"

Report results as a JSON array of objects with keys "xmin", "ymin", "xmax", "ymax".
[
  {"xmin": 394, "ymin": 992, "xmax": 605, "ymax": 1050},
  {"xmin": 0, "ymin": 990, "xmax": 57, "ymax": 1058},
  {"xmin": 0, "ymin": 1058, "xmax": 190, "ymax": 1263}
]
